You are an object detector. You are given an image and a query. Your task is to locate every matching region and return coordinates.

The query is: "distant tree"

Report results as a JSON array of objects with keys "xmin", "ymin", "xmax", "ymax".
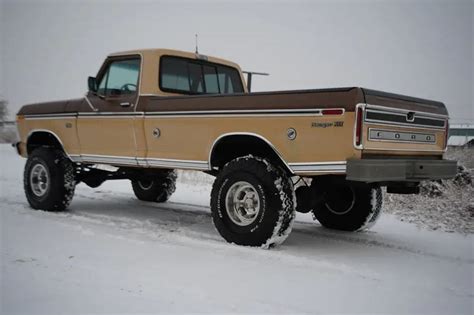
[{"xmin": 0, "ymin": 99, "xmax": 7, "ymax": 122}]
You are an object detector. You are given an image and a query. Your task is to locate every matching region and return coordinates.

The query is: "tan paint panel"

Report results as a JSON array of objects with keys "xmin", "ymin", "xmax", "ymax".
[
  {"xmin": 18, "ymin": 113, "xmax": 446, "ymax": 169},
  {"xmin": 16, "ymin": 118, "xmax": 29, "ymax": 157},
  {"xmin": 77, "ymin": 118, "xmax": 136, "ymax": 157},
  {"xmin": 133, "ymin": 116, "xmax": 147, "ymax": 158},
  {"xmin": 20, "ymin": 118, "xmax": 80, "ymax": 156},
  {"xmin": 142, "ymin": 113, "xmax": 359, "ymax": 164}
]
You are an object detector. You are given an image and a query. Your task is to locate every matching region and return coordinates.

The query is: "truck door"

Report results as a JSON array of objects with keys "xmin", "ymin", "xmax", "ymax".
[{"xmin": 78, "ymin": 56, "xmax": 141, "ymax": 166}]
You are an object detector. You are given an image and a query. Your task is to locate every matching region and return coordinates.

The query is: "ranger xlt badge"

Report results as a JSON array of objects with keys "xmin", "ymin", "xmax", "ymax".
[{"xmin": 311, "ymin": 121, "xmax": 344, "ymax": 128}]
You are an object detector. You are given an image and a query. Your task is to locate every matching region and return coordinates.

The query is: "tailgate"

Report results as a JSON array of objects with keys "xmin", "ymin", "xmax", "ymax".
[{"xmin": 356, "ymin": 89, "xmax": 449, "ymax": 155}]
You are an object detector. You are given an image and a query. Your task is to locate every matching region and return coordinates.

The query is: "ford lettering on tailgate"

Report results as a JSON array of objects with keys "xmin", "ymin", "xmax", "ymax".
[{"xmin": 369, "ymin": 129, "xmax": 436, "ymax": 143}]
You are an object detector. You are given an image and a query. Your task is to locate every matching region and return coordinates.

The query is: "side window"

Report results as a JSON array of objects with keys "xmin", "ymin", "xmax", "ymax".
[
  {"xmin": 218, "ymin": 72, "xmax": 233, "ymax": 94},
  {"xmin": 161, "ymin": 58, "xmax": 190, "ymax": 92},
  {"xmin": 160, "ymin": 56, "xmax": 243, "ymax": 94},
  {"xmin": 97, "ymin": 70, "xmax": 108, "ymax": 95},
  {"xmin": 97, "ymin": 58, "xmax": 140, "ymax": 97},
  {"xmin": 188, "ymin": 63, "xmax": 204, "ymax": 93},
  {"xmin": 217, "ymin": 66, "xmax": 243, "ymax": 94},
  {"xmin": 203, "ymin": 65, "xmax": 219, "ymax": 94}
]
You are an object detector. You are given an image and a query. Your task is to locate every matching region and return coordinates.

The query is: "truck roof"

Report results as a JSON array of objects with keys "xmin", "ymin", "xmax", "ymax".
[{"xmin": 108, "ymin": 48, "xmax": 242, "ymax": 71}]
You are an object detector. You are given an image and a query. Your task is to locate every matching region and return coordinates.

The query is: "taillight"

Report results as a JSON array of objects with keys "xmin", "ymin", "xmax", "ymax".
[
  {"xmin": 444, "ymin": 120, "xmax": 449, "ymax": 149},
  {"xmin": 322, "ymin": 109, "xmax": 344, "ymax": 115},
  {"xmin": 355, "ymin": 107, "xmax": 363, "ymax": 147}
]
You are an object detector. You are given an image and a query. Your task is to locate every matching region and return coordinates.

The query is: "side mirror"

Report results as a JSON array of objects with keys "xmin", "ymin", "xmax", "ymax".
[{"xmin": 88, "ymin": 76, "xmax": 97, "ymax": 92}]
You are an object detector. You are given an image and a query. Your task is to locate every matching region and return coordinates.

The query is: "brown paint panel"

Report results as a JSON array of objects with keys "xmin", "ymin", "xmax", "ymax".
[
  {"xmin": 363, "ymin": 89, "xmax": 448, "ymax": 115},
  {"xmin": 18, "ymin": 99, "xmax": 70, "ymax": 115},
  {"xmin": 139, "ymin": 88, "xmax": 363, "ymax": 112},
  {"xmin": 66, "ymin": 98, "xmax": 92, "ymax": 113}
]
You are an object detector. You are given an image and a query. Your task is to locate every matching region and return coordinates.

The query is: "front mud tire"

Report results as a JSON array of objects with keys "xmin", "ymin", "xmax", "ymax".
[
  {"xmin": 24, "ymin": 148, "xmax": 76, "ymax": 211},
  {"xmin": 210, "ymin": 156, "xmax": 296, "ymax": 248}
]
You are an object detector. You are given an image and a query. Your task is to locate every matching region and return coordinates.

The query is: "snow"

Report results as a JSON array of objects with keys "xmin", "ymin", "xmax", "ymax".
[
  {"xmin": 1, "ymin": 144, "xmax": 473, "ymax": 313},
  {"xmin": 385, "ymin": 149, "xmax": 474, "ymax": 234}
]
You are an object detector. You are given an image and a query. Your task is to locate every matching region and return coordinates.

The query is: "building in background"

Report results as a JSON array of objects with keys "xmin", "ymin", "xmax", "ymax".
[{"xmin": 448, "ymin": 123, "xmax": 474, "ymax": 146}]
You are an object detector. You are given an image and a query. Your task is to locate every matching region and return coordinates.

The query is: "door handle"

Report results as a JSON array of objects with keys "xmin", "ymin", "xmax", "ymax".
[{"xmin": 120, "ymin": 102, "xmax": 132, "ymax": 107}]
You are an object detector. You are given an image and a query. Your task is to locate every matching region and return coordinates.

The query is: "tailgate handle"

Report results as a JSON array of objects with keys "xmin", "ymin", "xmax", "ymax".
[{"xmin": 406, "ymin": 111, "xmax": 415, "ymax": 122}]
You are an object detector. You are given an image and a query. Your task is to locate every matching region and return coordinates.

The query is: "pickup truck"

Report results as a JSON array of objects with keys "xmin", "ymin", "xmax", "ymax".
[{"xmin": 15, "ymin": 48, "xmax": 457, "ymax": 248}]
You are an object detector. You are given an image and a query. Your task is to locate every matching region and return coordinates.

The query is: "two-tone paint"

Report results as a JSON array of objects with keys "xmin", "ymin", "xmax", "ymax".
[{"xmin": 16, "ymin": 49, "xmax": 450, "ymax": 177}]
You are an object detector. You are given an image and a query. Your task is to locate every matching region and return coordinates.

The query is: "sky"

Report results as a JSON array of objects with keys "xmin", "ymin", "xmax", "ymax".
[{"xmin": 1, "ymin": 0, "xmax": 473, "ymax": 122}]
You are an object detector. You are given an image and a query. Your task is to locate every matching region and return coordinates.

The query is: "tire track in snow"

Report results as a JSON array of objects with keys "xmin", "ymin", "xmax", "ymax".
[
  {"xmin": 5, "ymin": 188, "xmax": 472, "ymax": 265},
  {"xmin": 71, "ymin": 189, "xmax": 473, "ymax": 265},
  {"xmin": 5, "ymin": 189, "xmax": 472, "ymax": 291}
]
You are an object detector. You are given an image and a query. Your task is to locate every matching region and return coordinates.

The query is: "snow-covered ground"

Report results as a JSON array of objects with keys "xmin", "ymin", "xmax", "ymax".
[{"xmin": 1, "ymin": 144, "xmax": 472, "ymax": 314}]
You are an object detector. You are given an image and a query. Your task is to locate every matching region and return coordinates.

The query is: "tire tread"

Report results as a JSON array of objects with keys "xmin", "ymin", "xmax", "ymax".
[{"xmin": 24, "ymin": 147, "xmax": 76, "ymax": 211}]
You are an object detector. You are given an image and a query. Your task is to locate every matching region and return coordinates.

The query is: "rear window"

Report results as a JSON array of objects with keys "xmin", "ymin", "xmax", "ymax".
[{"xmin": 160, "ymin": 56, "xmax": 243, "ymax": 94}]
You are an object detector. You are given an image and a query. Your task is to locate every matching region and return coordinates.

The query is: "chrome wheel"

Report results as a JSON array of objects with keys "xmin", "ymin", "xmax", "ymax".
[
  {"xmin": 137, "ymin": 180, "xmax": 154, "ymax": 190},
  {"xmin": 30, "ymin": 163, "xmax": 50, "ymax": 197},
  {"xmin": 225, "ymin": 181, "xmax": 261, "ymax": 226}
]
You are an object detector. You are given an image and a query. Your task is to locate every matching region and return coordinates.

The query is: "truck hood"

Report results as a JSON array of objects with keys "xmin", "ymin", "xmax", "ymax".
[{"xmin": 17, "ymin": 99, "xmax": 83, "ymax": 116}]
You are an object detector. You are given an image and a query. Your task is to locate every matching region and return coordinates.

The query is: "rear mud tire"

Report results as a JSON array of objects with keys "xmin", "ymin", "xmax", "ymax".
[
  {"xmin": 210, "ymin": 156, "xmax": 296, "ymax": 248},
  {"xmin": 24, "ymin": 147, "xmax": 76, "ymax": 211},
  {"xmin": 131, "ymin": 170, "xmax": 177, "ymax": 202},
  {"xmin": 312, "ymin": 178, "xmax": 383, "ymax": 231}
]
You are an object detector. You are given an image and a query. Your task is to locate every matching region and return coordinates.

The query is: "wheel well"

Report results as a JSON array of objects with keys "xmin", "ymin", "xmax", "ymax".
[
  {"xmin": 27, "ymin": 131, "xmax": 65, "ymax": 155},
  {"xmin": 210, "ymin": 134, "xmax": 292, "ymax": 174}
]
